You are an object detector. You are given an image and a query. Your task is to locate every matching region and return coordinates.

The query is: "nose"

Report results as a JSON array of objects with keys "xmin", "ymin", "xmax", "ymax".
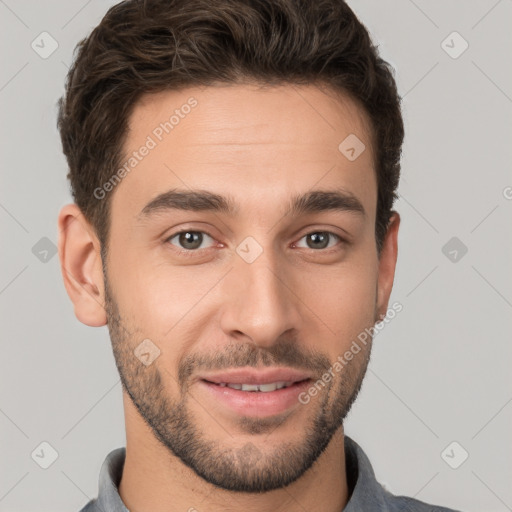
[{"xmin": 218, "ymin": 247, "xmax": 302, "ymax": 348}]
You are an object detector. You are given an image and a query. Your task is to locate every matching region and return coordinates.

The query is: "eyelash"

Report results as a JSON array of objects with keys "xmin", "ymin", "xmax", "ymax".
[{"xmin": 165, "ymin": 229, "xmax": 345, "ymax": 257}]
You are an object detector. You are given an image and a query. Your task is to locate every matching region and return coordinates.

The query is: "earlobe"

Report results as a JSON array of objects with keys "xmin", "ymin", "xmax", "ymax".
[
  {"xmin": 57, "ymin": 204, "xmax": 107, "ymax": 327},
  {"xmin": 376, "ymin": 211, "xmax": 400, "ymax": 320}
]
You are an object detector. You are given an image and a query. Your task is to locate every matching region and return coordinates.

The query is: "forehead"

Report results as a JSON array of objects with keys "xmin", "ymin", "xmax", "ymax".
[
  {"xmin": 129, "ymin": 83, "xmax": 373, "ymax": 154},
  {"xmin": 112, "ymin": 83, "xmax": 376, "ymax": 221}
]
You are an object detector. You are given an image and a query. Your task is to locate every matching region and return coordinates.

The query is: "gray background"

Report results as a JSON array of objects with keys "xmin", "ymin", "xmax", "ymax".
[{"xmin": 1, "ymin": 1, "xmax": 511, "ymax": 511}]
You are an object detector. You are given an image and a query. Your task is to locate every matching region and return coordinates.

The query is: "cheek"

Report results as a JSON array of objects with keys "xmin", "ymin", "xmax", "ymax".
[
  {"xmin": 108, "ymin": 247, "xmax": 225, "ymax": 339},
  {"xmin": 295, "ymin": 257, "xmax": 378, "ymax": 349}
]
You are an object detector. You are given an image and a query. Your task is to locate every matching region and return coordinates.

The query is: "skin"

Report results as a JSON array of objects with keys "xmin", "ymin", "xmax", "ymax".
[{"xmin": 58, "ymin": 83, "xmax": 400, "ymax": 512}]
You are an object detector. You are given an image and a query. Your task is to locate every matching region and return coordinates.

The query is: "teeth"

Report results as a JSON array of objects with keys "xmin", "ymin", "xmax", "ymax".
[
  {"xmin": 257, "ymin": 382, "xmax": 286, "ymax": 392},
  {"xmin": 221, "ymin": 381, "xmax": 293, "ymax": 392},
  {"xmin": 241, "ymin": 383, "xmax": 259, "ymax": 391}
]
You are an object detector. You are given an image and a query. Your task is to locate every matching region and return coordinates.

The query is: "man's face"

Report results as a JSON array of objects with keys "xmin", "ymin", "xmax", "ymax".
[{"xmin": 102, "ymin": 83, "xmax": 390, "ymax": 492}]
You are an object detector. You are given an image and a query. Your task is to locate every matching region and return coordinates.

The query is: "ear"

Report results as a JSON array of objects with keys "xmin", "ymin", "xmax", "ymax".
[
  {"xmin": 376, "ymin": 211, "xmax": 400, "ymax": 320},
  {"xmin": 57, "ymin": 204, "xmax": 107, "ymax": 327}
]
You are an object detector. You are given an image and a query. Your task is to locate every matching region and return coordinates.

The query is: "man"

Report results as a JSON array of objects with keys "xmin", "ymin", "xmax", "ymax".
[{"xmin": 57, "ymin": 0, "xmax": 461, "ymax": 510}]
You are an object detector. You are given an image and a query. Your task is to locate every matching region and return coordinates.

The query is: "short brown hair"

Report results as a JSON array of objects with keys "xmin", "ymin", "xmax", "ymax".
[{"xmin": 57, "ymin": 0, "xmax": 404, "ymax": 256}]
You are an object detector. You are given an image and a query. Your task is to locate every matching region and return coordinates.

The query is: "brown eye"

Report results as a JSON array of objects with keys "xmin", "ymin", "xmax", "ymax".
[
  {"xmin": 167, "ymin": 231, "xmax": 215, "ymax": 251},
  {"xmin": 296, "ymin": 231, "xmax": 341, "ymax": 250}
]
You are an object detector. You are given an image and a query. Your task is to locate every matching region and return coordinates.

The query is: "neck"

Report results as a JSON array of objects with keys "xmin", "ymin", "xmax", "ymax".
[{"xmin": 119, "ymin": 396, "xmax": 349, "ymax": 512}]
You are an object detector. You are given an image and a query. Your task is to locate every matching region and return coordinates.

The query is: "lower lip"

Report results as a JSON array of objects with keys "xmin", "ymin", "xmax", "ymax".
[{"xmin": 199, "ymin": 379, "xmax": 312, "ymax": 417}]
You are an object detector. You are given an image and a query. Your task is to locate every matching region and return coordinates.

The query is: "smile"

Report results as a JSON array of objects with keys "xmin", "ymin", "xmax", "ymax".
[
  {"xmin": 209, "ymin": 381, "xmax": 295, "ymax": 392},
  {"xmin": 198, "ymin": 378, "xmax": 312, "ymax": 417}
]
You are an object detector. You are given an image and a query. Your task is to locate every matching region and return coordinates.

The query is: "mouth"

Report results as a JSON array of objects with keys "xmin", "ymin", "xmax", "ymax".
[
  {"xmin": 198, "ymin": 367, "xmax": 313, "ymax": 386},
  {"xmin": 196, "ymin": 368, "xmax": 314, "ymax": 417},
  {"xmin": 201, "ymin": 379, "xmax": 309, "ymax": 392}
]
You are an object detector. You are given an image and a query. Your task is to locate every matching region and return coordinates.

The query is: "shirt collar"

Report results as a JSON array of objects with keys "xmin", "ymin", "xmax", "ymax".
[{"xmin": 343, "ymin": 435, "xmax": 394, "ymax": 511}]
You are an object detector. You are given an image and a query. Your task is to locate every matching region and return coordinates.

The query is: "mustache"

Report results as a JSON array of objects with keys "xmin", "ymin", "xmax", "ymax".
[{"xmin": 178, "ymin": 338, "xmax": 331, "ymax": 388}]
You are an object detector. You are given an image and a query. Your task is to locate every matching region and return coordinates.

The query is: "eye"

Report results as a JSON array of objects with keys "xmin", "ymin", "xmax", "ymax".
[
  {"xmin": 166, "ymin": 230, "xmax": 216, "ymax": 251},
  {"xmin": 165, "ymin": 229, "xmax": 343, "ymax": 255},
  {"xmin": 295, "ymin": 231, "xmax": 341, "ymax": 250}
]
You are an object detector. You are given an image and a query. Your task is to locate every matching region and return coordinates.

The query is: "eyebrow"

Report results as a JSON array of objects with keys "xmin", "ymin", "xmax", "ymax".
[{"xmin": 138, "ymin": 188, "xmax": 366, "ymax": 219}]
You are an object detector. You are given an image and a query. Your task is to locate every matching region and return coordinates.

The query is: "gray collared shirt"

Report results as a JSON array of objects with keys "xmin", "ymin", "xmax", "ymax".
[{"xmin": 79, "ymin": 435, "xmax": 462, "ymax": 511}]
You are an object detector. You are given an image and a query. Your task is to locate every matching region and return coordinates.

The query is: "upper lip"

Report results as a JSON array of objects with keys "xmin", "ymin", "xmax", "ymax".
[{"xmin": 199, "ymin": 367, "xmax": 313, "ymax": 385}]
